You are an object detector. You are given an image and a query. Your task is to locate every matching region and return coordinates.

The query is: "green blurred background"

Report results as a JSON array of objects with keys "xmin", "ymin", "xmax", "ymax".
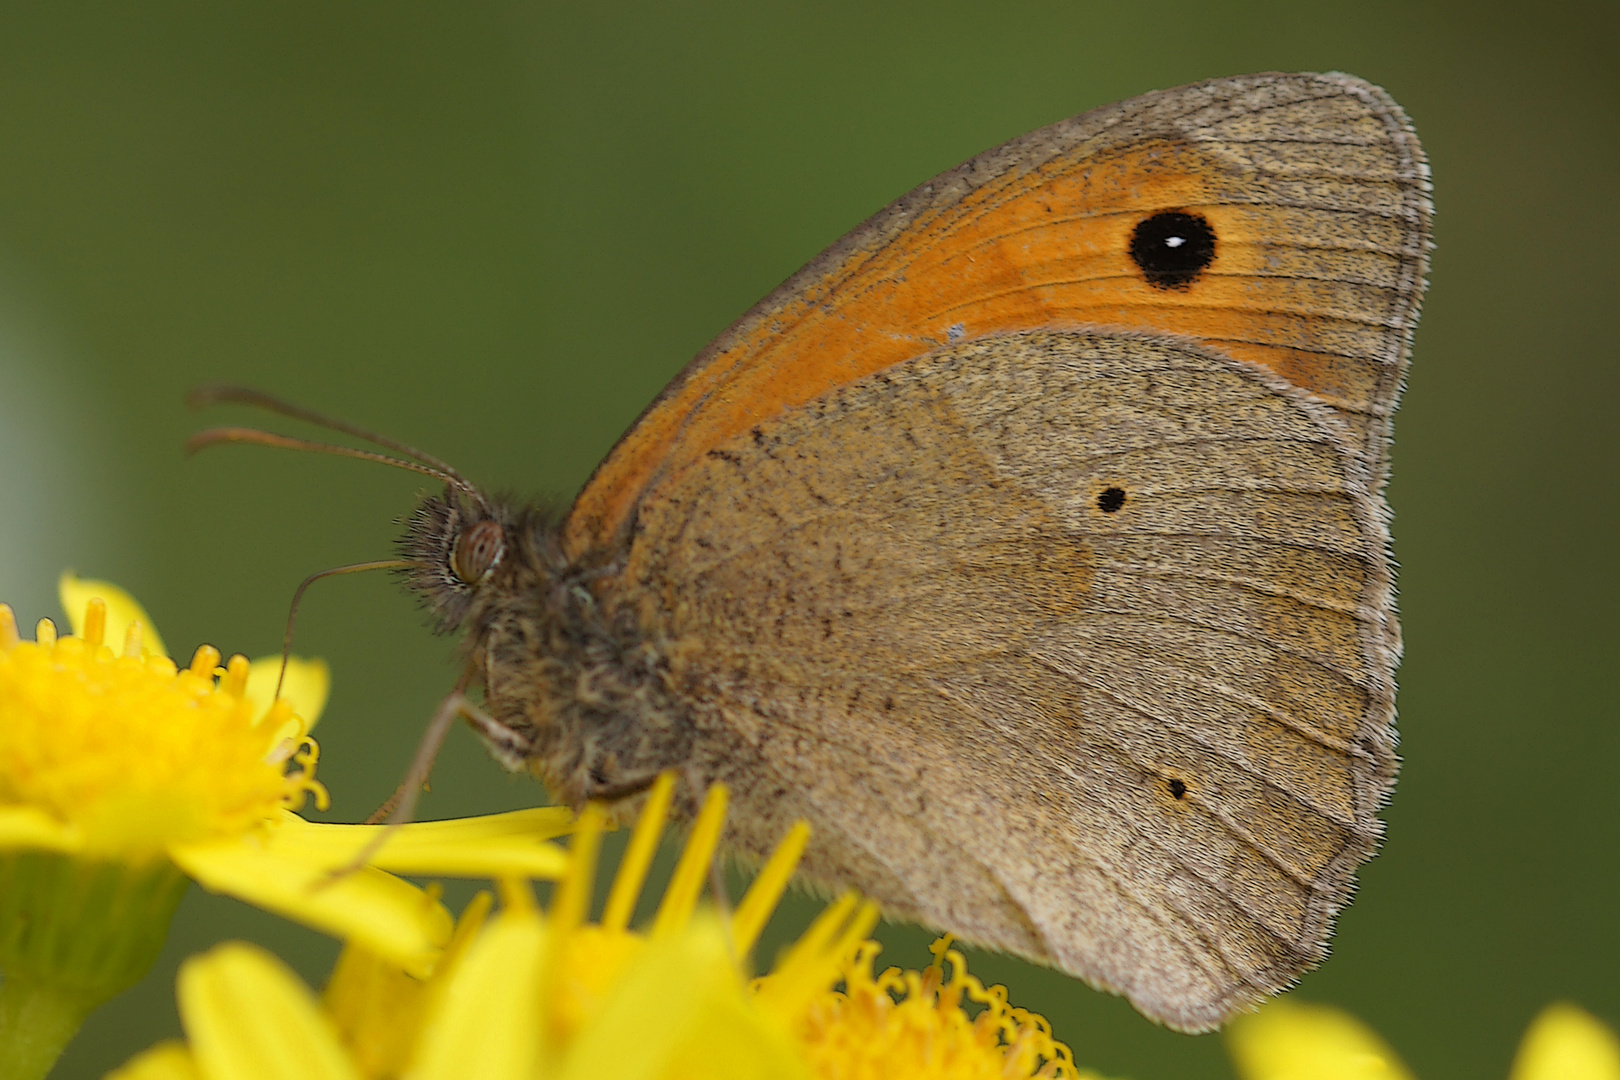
[{"xmin": 0, "ymin": 2, "xmax": 1613, "ymax": 1076}]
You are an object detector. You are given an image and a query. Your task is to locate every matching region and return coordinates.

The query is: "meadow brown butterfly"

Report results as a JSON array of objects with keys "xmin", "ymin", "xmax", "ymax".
[{"xmin": 205, "ymin": 71, "xmax": 1431, "ymax": 1032}]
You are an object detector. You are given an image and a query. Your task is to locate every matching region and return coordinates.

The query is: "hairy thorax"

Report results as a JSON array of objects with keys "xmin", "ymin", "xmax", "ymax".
[{"xmin": 399, "ymin": 491, "xmax": 697, "ymax": 808}]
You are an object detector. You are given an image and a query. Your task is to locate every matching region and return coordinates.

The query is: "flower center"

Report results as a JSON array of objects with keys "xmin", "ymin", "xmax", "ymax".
[{"xmin": 0, "ymin": 605, "xmax": 324, "ymax": 859}]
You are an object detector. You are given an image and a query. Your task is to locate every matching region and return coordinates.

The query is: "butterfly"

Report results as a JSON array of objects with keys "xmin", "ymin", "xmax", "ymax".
[{"xmin": 200, "ymin": 71, "xmax": 1430, "ymax": 1031}]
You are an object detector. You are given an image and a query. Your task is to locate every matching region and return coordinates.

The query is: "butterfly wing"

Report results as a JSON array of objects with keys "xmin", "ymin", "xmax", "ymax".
[
  {"xmin": 631, "ymin": 330, "xmax": 1397, "ymax": 1031},
  {"xmin": 565, "ymin": 71, "xmax": 1431, "ymax": 558},
  {"xmin": 560, "ymin": 72, "xmax": 1428, "ymax": 1030}
]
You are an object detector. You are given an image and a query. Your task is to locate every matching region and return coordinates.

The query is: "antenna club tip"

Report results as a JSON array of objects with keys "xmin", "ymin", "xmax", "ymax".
[
  {"xmin": 187, "ymin": 383, "xmax": 271, "ymax": 411},
  {"xmin": 183, "ymin": 428, "xmax": 236, "ymax": 456},
  {"xmin": 185, "ymin": 384, "xmax": 229, "ymax": 410}
]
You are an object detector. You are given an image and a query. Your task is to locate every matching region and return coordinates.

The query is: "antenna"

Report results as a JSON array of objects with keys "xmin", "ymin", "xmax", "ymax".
[
  {"xmin": 188, "ymin": 384, "xmax": 466, "ymax": 480},
  {"xmin": 185, "ymin": 385, "xmax": 487, "ymax": 506},
  {"xmin": 186, "ymin": 384, "xmax": 490, "ymax": 849}
]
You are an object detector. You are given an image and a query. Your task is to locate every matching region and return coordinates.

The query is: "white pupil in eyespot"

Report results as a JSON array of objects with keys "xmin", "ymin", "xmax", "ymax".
[{"xmin": 1164, "ymin": 235, "xmax": 1186, "ymax": 248}]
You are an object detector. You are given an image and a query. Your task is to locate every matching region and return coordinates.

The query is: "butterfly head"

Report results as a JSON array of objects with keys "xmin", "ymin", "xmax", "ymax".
[{"xmin": 398, "ymin": 487, "xmax": 532, "ymax": 636}]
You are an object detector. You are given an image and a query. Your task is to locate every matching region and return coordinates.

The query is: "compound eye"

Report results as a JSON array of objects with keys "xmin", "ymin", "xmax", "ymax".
[{"xmin": 450, "ymin": 520, "xmax": 505, "ymax": 585}]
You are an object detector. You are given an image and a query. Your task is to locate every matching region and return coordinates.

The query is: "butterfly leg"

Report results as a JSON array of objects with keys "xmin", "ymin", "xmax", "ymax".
[
  {"xmin": 362, "ymin": 687, "xmax": 508, "ymax": 825},
  {"xmin": 327, "ymin": 687, "xmax": 536, "ymax": 885},
  {"xmin": 458, "ymin": 696, "xmax": 536, "ymax": 772},
  {"xmin": 582, "ymin": 771, "xmax": 662, "ymax": 803}
]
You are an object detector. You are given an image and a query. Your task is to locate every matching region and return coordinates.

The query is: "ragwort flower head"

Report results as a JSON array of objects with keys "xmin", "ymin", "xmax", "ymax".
[
  {"xmin": 0, "ymin": 575, "xmax": 581, "ymax": 1080},
  {"xmin": 0, "ymin": 574, "xmax": 330, "ymax": 861},
  {"xmin": 113, "ymin": 776, "xmax": 1091, "ymax": 1080}
]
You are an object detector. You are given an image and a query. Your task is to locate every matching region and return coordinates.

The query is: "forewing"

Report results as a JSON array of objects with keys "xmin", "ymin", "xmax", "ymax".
[{"xmin": 565, "ymin": 71, "xmax": 1430, "ymax": 557}]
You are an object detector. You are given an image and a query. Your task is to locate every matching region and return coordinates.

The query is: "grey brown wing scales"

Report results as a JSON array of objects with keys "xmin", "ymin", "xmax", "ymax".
[{"xmin": 624, "ymin": 329, "xmax": 1398, "ymax": 1031}]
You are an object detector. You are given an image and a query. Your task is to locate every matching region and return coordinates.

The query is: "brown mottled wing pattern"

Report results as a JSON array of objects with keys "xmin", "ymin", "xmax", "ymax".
[
  {"xmin": 574, "ymin": 72, "xmax": 1428, "ymax": 1032},
  {"xmin": 632, "ymin": 332, "xmax": 1398, "ymax": 1031}
]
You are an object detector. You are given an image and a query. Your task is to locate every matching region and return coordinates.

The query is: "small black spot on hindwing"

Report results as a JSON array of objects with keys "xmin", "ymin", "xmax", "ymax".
[
  {"xmin": 1167, "ymin": 778, "xmax": 1188, "ymax": 800},
  {"xmin": 1130, "ymin": 211, "xmax": 1216, "ymax": 290},
  {"xmin": 1098, "ymin": 487, "xmax": 1127, "ymax": 513}
]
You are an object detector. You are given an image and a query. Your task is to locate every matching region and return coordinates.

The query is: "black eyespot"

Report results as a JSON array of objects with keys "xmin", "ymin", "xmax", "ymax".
[
  {"xmin": 1098, "ymin": 487, "xmax": 1127, "ymax": 513},
  {"xmin": 1167, "ymin": 778, "xmax": 1188, "ymax": 800},
  {"xmin": 1130, "ymin": 211, "xmax": 1216, "ymax": 290}
]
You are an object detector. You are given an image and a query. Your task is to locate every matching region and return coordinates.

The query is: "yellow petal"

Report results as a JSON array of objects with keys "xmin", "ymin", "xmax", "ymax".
[
  {"xmin": 651, "ymin": 784, "xmax": 727, "ymax": 939},
  {"xmin": 178, "ymin": 942, "xmax": 362, "ymax": 1080},
  {"xmin": 58, "ymin": 572, "xmax": 167, "ymax": 658},
  {"xmin": 105, "ymin": 1041, "xmax": 200, "ymax": 1080},
  {"xmin": 1226, "ymin": 999, "xmax": 1414, "ymax": 1080},
  {"xmin": 731, "ymin": 820, "xmax": 809, "ymax": 954},
  {"xmin": 601, "ymin": 771, "xmax": 675, "ymax": 932},
  {"xmin": 0, "ymin": 805, "xmax": 82, "ymax": 853},
  {"xmin": 245, "ymin": 656, "xmax": 330, "ymax": 732},
  {"xmin": 412, "ymin": 909, "xmax": 547, "ymax": 1080},
  {"xmin": 267, "ymin": 808, "xmax": 572, "ymax": 878},
  {"xmin": 1510, "ymin": 1002, "xmax": 1620, "ymax": 1080},
  {"xmin": 322, "ymin": 894, "xmax": 493, "ymax": 1080},
  {"xmin": 170, "ymin": 833, "xmax": 451, "ymax": 978},
  {"xmin": 559, "ymin": 912, "xmax": 807, "ymax": 1080},
  {"xmin": 753, "ymin": 893, "xmax": 879, "ymax": 1021}
]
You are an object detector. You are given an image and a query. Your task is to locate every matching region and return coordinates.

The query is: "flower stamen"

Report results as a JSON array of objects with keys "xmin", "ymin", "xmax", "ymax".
[
  {"xmin": 189, "ymin": 644, "xmax": 220, "ymax": 678},
  {"xmin": 282, "ymin": 733, "xmax": 330, "ymax": 813},
  {"xmin": 220, "ymin": 653, "xmax": 250, "ymax": 698},
  {"xmin": 121, "ymin": 620, "xmax": 144, "ymax": 659},
  {"xmin": 82, "ymin": 597, "xmax": 107, "ymax": 650}
]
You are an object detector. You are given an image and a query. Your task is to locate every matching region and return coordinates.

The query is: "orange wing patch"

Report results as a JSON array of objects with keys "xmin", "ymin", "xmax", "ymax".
[{"xmin": 565, "ymin": 75, "xmax": 1428, "ymax": 558}]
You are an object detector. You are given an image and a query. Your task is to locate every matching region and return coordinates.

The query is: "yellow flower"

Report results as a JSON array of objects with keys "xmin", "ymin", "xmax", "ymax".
[
  {"xmin": 1510, "ymin": 1002, "xmax": 1620, "ymax": 1080},
  {"xmin": 112, "ymin": 775, "xmax": 1089, "ymax": 1080},
  {"xmin": 779, "ymin": 935, "xmax": 1085, "ymax": 1080},
  {"xmin": 1228, "ymin": 997, "xmax": 1620, "ymax": 1080},
  {"xmin": 2, "ymin": 573, "xmax": 332, "ymax": 859},
  {"xmin": 1226, "ymin": 1000, "xmax": 1413, "ymax": 1080},
  {"xmin": 0, "ymin": 575, "xmax": 580, "ymax": 1080}
]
